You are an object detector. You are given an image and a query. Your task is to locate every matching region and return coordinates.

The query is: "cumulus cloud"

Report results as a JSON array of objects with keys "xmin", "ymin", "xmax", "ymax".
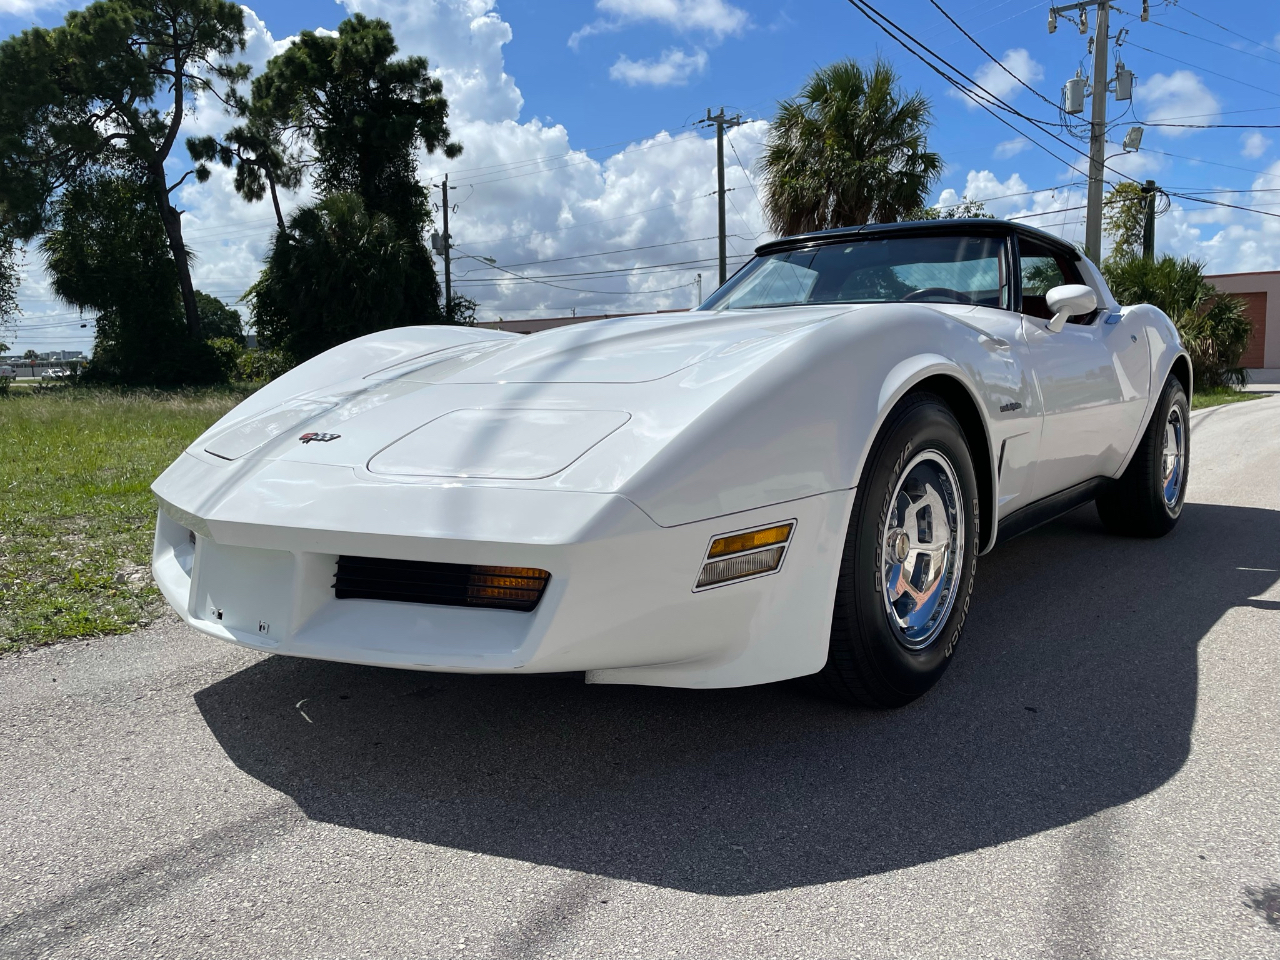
[
  {"xmin": 1134, "ymin": 70, "xmax": 1220, "ymax": 136},
  {"xmin": 609, "ymin": 47, "xmax": 707, "ymax": 86},
  {"xmin": 993, "ymin": 137, "xmax": 1031, "ymax": 159},
  {"xmin": 952, "ymin": 49, "xmax": 1044, "ymax": 110},
  {"xmin": 1241, "ymin": 131, "xmax": 1271, "ymax": 159},
  {"xmin": 569, "ymin": 0, "xmax": 748, "ymax": 49},
  {"xmin": 172, "ymin": 0, "xmax": 766, "ymax": 332}
]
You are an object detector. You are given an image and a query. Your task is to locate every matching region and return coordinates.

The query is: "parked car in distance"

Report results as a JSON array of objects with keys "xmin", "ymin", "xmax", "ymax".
[
  {"xmin": 41, "ymin": 367, "xmax": 70, "ymax": 381},
  {"xmin": 0, "ymin": 365, "xmax": 16, "ymax": 378},
  {"xmin": 152, "ymin": 219, "xmax": 1191, "ymax": 708}
]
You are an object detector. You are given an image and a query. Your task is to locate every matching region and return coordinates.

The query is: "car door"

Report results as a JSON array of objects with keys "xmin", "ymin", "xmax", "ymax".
[{"xmin": 1018, "ymin": 236, "xmax": 1150, "ymax": 500}]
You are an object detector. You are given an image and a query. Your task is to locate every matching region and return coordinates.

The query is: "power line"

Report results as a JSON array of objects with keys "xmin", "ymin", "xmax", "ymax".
[
  {"xmin": 1141, "ymin": 122, "xmax": 1280, "ymax": 129},
  {"xmin": 1141, "ymin": 147, "xmax": 1280, "ymax": 178},
  {"xmin": 1171, "ymin": 4, "xmax": 1280, "ymax": 60},
  {"xmin": 927, "ymin": 0, "xmax": 1063, "ymax": 113},
  {"xmin": 1164, "ymin": 191, "xmax": 1280, "ymax": 221},
  {"xmin": 453, "ymin": 255, "xmax": 750, "ymax": 284},
  {"xmin": 936, "ymin": 183, "xmax": 1077, "ymax": 208},
  {"xmin": 1140, "ymin": 13, "xmax": 1280, "ymax": 68},
  {"xmin": 455, "ymin": 235, "xmax": 739, "ymax": 273},
  {"xmin": 724, "ymin": 129, "xmax": 763, "ymax": 209},
  {"xmin": 1121, "ymin": 39, "xmax": 1280, "ymax": 100},
  {"xmin": 451, "ymin": 244, "xmax": 719, "ymax": 295},
  {"xmin": 842, "ymin": 0, "xmax": 1136, "ymax": 188},
  {"xmin": 462, "ymin": 192, "xmax": 718, "ymax": 248}
]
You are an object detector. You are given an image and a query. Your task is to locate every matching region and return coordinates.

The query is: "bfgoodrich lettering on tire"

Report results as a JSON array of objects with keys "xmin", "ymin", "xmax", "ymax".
[{"xmin": 809, "ymin": 392, "xmax": 980, "ymax": 708}]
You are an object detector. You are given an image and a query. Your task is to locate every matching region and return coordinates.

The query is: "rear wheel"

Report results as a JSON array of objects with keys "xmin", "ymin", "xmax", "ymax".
[
  {"xmin": 1096, "ymin": 376, "xmax": 1189, "ymax": 538},
  {"xmin": 810, "ymin": 393, "xmax": 980, "ymax": 708}
]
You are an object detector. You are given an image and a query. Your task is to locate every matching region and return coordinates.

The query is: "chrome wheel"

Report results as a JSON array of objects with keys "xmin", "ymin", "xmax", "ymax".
[
  {"xmin": 1161, "ymin": 405, "xmax": 1186, "ymax": 507},
  {"xmin": 881, "ymin": 450, "xmax": 965, "ymax": 650}
]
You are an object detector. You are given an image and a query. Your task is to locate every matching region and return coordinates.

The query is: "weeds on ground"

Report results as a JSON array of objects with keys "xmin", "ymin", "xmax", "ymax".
[{"xmin": 0, "ymin": 386, "xmax": 251, "ymax": 652}]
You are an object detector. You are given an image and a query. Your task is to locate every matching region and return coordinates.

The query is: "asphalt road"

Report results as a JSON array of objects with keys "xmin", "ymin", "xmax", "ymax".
[{"xmin": 3, "ymin": 396, "xmax": 1279, "ymax": 959}]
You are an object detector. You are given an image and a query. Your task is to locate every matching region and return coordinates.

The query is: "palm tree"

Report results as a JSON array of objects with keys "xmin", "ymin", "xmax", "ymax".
[
  {"xmin": 247, "ymin": 192, "xmax": 445, "ymax": 362},
  {"xmin": 759, "ymin": 59, "xmax": 943, "ymax": 236}
]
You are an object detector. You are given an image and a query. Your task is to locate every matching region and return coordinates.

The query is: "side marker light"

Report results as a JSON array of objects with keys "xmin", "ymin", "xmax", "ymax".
[{"xmin": 696, "ymin": 522, "xmax": 794, "ymax": 589}]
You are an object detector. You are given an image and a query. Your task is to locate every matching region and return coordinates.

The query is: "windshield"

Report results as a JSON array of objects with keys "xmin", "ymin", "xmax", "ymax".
[{"xmin": 700, "ymin": 234, "xmax": 1008, "ymax": 311}]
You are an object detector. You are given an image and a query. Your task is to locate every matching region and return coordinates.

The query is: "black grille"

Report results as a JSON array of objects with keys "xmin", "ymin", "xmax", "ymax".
[{"xmin": 334, "ymin": 556, "xmax": 551, "ymax": 612}]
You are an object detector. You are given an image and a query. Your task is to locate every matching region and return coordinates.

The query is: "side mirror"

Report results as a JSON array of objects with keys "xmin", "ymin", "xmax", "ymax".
[{"xmin": 1044, "ymin": 284, "xmax": 1098, "ymax": 333}]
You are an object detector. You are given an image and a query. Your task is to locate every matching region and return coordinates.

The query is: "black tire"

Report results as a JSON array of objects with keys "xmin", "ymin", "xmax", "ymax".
[
  {"xmin": 1096, "ymin": 376, "xmax": 1189, "ymax": 538},
  {"xmin": 809, "ymin": 393, "xmax": 981, "ymax": 708}
]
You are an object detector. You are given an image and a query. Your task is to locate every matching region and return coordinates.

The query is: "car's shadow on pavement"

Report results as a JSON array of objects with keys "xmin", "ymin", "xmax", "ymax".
[{"xmin": 194, "ymin": 502, "xmax": 1280, "ymax": 895}]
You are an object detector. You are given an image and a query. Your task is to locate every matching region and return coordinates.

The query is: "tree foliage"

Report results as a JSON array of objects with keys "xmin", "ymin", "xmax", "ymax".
[
  {"xmin": 248, "ymin": 192, "xmax": 443, "ymax": 360},
  {"xmin": 41, "ymin": 173, "xmax": 220, "ymax": 385},
  {"xmin": 249, "ymin": 13, "xmax": 461, "ymax": 235},
  {"xmin": 0, "ymin": 233, "xmax": 18, "ymax": 328},
  {"xmin": 194, "ymin": 290, "xmax": 245, "ymax": 344},
  {"xmin": 236, "ymin": 14, "xmax": 461, "ymax": 360},
  {"xmin": 759, "ymin": 58, "xmax": 942, "ymax": 235},
  {"xmin": 910, "ymin": 197, "xmax": 993, "ymax": 220},
  {"xmin": 0, "ymin": 0, "xmax": 247, "ymax": 339},
  {"xmin": 1104, "ymin": 254, "xmax": 1252, "ymax": 388},
  {"xmin": 1103, "ymin": 182, "xmax": 1148, "ymax": 262},
  {"xmin": 187, "ymin": 112, "xmax": 301, "ymax": 231}
]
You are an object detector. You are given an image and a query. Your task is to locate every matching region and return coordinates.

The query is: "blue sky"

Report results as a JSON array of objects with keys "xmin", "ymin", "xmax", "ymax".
[{"xmin": 4, "ymin": 0, "xmax": 1280, "ymax": 353}]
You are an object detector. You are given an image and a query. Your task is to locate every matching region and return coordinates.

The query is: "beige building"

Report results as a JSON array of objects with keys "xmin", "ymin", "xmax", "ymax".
[{"xmin": 1205, "ymin": 270, "xmax": 1280, "ymax": 377}]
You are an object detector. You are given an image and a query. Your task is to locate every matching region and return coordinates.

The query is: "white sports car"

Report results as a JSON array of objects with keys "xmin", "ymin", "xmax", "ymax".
[{"xmin": 152, "ymin": 220, "xmax": 1190, "ymax": 706}]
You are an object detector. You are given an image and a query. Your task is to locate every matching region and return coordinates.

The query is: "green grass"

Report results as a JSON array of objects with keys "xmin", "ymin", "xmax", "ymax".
[
  {"xmin": 1191, "ymin": 386, "xmax": 1265, "ymax": 409},
  {"xmin": 0, "ymin": 386, "xmax": 252, "ymax": 653}
]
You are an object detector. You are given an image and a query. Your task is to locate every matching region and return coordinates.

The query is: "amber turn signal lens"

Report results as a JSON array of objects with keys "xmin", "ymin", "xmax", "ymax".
[{"xmin": 706, "ymin": 523, "xmax": 794, "ymax": 559}]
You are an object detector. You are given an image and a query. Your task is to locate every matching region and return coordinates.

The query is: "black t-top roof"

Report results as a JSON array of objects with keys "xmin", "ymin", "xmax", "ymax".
[{"xmin": 754, "ymin": 218, "xmax": 1084, "ymax": 262}]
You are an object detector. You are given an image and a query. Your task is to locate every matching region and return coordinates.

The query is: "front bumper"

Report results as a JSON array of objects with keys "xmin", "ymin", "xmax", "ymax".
[{"xmin": 151, "ymin": 455, "xmax": 853, "ymax": 688}]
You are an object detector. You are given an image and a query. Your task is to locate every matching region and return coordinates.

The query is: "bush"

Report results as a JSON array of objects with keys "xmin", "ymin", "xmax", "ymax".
[
  {"xmin": 236, "ymin": 346, "xmax": 294, "ymax": 383},
  {"xmin": 1103, "ymin": 254, "xmax": 1252, "ymax": 389},
  {"xmin": 206, "ymin": 337, "xmax": 245, "ymax": 382}
]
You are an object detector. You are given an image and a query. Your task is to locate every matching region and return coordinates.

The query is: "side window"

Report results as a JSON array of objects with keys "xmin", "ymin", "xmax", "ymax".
[{"xmin": 1019, "ymin": 238, "xmax": 1091, "ymax": 323}]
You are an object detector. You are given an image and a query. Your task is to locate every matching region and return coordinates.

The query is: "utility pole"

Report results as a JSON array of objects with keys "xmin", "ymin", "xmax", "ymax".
[
  {"xmin": 1084, "ymin": 1, "xmax": 1109, "ymax": 263},
  {"xmin": 695, "ymin": 272, "xmax": 703, "ymax": 305},
  {"xmin": 699, "ymin": 107, "xmax": 743, "ymax": 287},
  {"xmin": 1141, "ymin": 179, "xmax": 1157, "ymax": 261},
  {"xmin": 1051, "ymin": 0, "xmax": 1149, "ymax": 262},
  {"xmin": 440, "ymin": 175, "xmax": 452, "ymax": 318}
]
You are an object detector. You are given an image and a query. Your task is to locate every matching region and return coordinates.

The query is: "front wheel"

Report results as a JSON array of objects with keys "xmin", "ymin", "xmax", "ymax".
[
  {"xmin": 809, "ymin": 393, "xmax": 980, "ymax": 708},
  {"xmin": 1096, "ymin": 376, "xmax": 1189, "ymax": 538}
]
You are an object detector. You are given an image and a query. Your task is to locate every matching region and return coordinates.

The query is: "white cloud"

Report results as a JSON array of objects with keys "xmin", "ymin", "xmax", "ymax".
[
  {"xmin": 0, "ymin": 0, "xmax": 61, "ymax": 15},
  {"xmin": 1241, "ymin": 131, "xmax": 1271, "ymax": 159},
  {"xmin": 570, "ymin": 0, "xmax": 747, "ymax": 49},
  {"xmin": 1134, "ymin": 70, "xmax": 1220, "ymax": 136},
  {"xmin": 609, "ymin": 47, "xmax": 707, "ymax": 86},
  {"xmin": 952, "ymin": 49, "xmax": 1044, "ymax": 110},
  {"xmin": 993, "ymin": 137, "xmax": 1031, "ymax": 159},
  {"xmin": 5, "ymin": 0, "xmax": 773, "ymax": 352}
]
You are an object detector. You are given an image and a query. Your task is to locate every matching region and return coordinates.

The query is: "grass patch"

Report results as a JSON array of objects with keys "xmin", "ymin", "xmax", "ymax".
[
  {"xmin": 1191, "ymin": 386, "xmax": 1265, "ymax": 409},
  {"xmin": 0, "ymin": 386, "xmax": 252, "ymax": 653}
]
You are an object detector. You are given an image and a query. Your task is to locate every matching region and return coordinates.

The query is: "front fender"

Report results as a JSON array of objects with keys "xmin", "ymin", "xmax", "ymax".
[{"xmin": 622, "ymin": 306, "xmax": 1019, "ymax": 530}]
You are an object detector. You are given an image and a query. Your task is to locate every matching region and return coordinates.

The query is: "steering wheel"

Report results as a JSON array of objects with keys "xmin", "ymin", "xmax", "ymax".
[{"xmin": 902, "ymin": 287, "xmax": 975, "ymax": 304}]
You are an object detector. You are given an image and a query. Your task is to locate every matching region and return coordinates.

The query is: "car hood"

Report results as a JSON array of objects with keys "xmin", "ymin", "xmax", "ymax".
[
  {"xmin": 364, "ymin": 305, "xmax": 852, "ymax": 385},
  {"xmin": 194, "ymin": 305, "xmax": 855, "ymax": 473}
]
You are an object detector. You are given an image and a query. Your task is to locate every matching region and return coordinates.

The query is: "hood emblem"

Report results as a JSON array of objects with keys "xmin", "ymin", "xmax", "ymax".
[{"xmin": 299, "ymin": 432, "xmax": 341, "ymax": 444}]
